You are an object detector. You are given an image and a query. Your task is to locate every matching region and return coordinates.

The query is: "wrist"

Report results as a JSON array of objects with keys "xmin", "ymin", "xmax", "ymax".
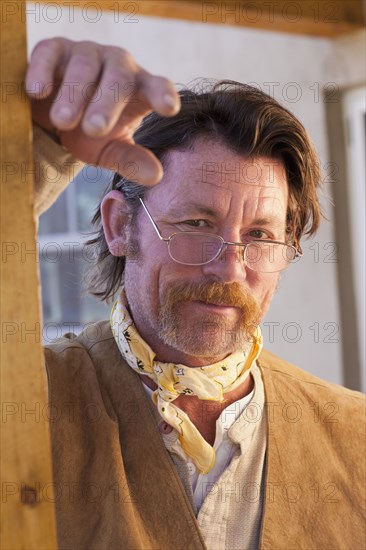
[{"xmin": 41, "ymin": 126, "xmax": 62, "ymax": 146}]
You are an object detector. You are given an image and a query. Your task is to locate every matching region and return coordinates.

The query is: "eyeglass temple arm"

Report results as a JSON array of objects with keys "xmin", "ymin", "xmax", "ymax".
[{"xmin": 138, "ymin": 197, "xmax": 169, "ymax": 242}]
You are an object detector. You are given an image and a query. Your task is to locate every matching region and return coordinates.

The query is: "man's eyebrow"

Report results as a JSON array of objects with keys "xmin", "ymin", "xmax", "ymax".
[
  {"xmin": 165, "ymin": 203, "xmax": 218, "ymax": 218},
  {"xmin": 164, "ymin": 206, "xmax": 284, "ymax": 229},
  {"xmin": 251, "ymin": 216, "xmax": 284, "ymax": 228}
]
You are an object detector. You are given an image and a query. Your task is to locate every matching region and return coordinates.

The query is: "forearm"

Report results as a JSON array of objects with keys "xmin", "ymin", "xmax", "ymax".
[{"xmin": 33, "ymin": 123, "xmax": 85, "ymax": 217}]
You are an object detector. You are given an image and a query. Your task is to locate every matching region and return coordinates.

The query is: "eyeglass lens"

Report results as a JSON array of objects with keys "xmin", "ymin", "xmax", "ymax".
[
  {"xmin": 169, "ymin": 233, "xmax": 222, "ymax": 265},
  {"xmin": 168, "ymin": 233, "xmax": 296, "ymax": 272}
]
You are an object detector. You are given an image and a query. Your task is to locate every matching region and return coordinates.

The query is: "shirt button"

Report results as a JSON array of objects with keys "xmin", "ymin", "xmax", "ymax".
[
  {"xmin": 187, "ymin": 462, "xmax": 196, "ymax": 475},
  {"xmin": 159, "ymin": 421, "xmax": 173, "ymax": 434}
]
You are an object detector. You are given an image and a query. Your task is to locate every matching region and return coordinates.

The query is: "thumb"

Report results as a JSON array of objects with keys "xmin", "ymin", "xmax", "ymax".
[{"xmin": 96, "ymin": 141, "xmax": 164, "ymax": 185}]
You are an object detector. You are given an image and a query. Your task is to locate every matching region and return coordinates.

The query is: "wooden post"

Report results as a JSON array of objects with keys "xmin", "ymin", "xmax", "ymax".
[{"xmin": 0, "ymin": 1, "xmax": 58, "ymax": 548}]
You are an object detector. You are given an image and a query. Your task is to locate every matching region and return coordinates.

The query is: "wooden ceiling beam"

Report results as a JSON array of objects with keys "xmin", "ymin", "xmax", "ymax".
[{"xmin": 34, "ymin": 0, "xmax": 365, "ymax": 38}]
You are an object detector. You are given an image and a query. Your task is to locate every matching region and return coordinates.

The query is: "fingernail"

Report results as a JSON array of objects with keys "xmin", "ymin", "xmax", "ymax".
[
  {"xmin": 85, "ymin": 113, "xmax": 108, "ymax": 132},
  {"xmin": 55, "ymin": 106, "xmax": 73, "ymax": 122},
  {"xmin": 163, "ymin": 93, "xmax": 179, "ymax": 111}
]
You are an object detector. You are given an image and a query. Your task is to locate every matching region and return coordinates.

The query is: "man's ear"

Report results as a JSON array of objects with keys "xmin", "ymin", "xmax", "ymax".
[{"xmin": 101, "ymin": 190, "xmax": 132, "ymax": 256}]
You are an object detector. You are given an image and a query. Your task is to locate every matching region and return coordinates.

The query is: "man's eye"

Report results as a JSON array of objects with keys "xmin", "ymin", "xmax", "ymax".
[
  {"xmin": 181, "ymin": 219, "xmax": 208, "ymax": 228},
  {"xmin": 248, "ymin": 229, "xmax": 269, "ymax": 239}
]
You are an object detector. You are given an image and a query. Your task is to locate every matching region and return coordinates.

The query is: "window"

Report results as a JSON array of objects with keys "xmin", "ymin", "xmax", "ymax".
[{"xmin": 38, "ymin": 167, "xmax": 112, "ymax": 342}]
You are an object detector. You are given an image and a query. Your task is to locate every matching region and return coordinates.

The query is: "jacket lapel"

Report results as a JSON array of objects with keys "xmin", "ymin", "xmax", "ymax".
[{"xmin": 78, "ymin": 321, "xmax": 207, "ymax": 549}]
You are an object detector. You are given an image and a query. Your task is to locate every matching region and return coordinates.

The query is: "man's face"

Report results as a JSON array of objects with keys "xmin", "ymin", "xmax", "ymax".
[{"xmin": 124, "ymin": 139, "xmax": 289, "ymax": 365}]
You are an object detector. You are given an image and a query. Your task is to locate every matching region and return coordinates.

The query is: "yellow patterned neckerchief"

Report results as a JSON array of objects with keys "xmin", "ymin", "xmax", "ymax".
[{"xmin": 110, "ymin": 290, "xmax": 263, "ymax": 474}]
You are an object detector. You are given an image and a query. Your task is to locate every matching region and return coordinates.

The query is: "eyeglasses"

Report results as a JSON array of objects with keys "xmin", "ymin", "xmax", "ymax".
[{"xmin": 139, "ymin": 198, "xmax": 302, "ymax": 273}]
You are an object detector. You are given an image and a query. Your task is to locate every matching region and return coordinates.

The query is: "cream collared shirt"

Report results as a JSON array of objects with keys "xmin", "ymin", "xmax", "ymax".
[
  {"xmin": 190, "ymin": 388, "xmax": 254, "ymax": 510},
  {"xmin": 144, "ymin": 362, "xmax": 267, "ymax": 549},
  {"xmin": 144, "ymin": 381, "xmax": 255, "ymax": 511}
]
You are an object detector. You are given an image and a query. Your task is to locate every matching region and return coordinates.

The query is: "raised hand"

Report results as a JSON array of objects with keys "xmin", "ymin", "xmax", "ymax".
[{"xmin": 26, "ymin": 38, "xmax": 181, "ymax": 185}]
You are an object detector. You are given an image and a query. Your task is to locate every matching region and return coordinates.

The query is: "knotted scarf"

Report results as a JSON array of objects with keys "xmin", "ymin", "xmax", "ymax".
[{"xmin": 110, "ymin": 290, "xmax": 263, "ymax": 473}]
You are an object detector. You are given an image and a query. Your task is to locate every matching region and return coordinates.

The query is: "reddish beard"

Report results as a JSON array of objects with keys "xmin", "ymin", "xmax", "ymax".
[{"xmin": 158, "ymin": 280, "xmax": 261, "ymax": 357}]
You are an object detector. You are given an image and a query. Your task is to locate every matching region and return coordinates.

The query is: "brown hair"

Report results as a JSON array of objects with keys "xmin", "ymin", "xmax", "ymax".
[{"xmin": 85, "ymin": 80, "xmax": 321, "ymax": 302}]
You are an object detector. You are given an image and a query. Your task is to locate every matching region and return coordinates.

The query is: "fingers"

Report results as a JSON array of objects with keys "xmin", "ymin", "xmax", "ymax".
[
  {"xmin": 80, "ymin": 48, "xmax": 181, "ymax": 137},
  {"xmin": 97, "ymin": 141, "xmax": 164, "ymax": 186},
  {"xmin": 25, "ymin": 37, "xmax": 66, "ymax": 99},
  {"xmin": 81, "ymin": 47, "xmax": 142, "ymax": 136},
  {"xmin": 27, "ymin": 38, "xmax": 181, "ymax": 136},
  {"xmin": 137, "ymin": 69, "xmax": 181, "ymax": 117},
  {"xmin": 48, "ymin": 42, "xmax": 104, "ymax": 131}
]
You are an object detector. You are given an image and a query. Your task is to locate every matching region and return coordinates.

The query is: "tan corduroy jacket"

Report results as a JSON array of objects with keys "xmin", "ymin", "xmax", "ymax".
[{"xmin": 45, "ymin": 320, "xmax": 365, "ymax": 550}]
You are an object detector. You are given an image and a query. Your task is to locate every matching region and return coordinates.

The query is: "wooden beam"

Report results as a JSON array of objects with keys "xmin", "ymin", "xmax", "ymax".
[
  {"xmin": 122, "ymin": 1, "xmax": 366, "ymax": 37},
  {"xmin": 35, "ymin": 0, "xmax": 365, "ymax": 37},
  {"xmin": 0, "ymin": 1, "xmax": 58, "ymax": 548}
]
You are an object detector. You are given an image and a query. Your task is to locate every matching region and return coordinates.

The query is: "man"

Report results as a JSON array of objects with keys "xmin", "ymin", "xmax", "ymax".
[{"xmin": 27, "ymin": 38, "xmax": 365, "ymax": 549}]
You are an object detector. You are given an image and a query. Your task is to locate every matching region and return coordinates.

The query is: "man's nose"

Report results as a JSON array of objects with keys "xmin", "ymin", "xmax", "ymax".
[{"xmin": 201, "ymin": 243, "xmax": 247, "ymax": 283}]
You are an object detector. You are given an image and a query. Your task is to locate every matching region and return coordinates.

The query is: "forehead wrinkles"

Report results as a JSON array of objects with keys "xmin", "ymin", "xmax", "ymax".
[
  {"xmin": 192, "ymin": 173, "xmax": 286, "ymax": 214},
  {"xmin": 194, "ymin": 158, "xmax": 285, "ymax": 189},
  {"xmin": 241, "ymin": 186, "xmax": 286, "ymax": 219},
  {"xmin": 150, "ymin": 148, "xmax": 288, "ymax": 215}
]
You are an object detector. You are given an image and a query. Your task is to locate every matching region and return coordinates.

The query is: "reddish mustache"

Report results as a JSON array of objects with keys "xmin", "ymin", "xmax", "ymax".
[{"xmin": 167, "ymin": 281, "xmax": 253, "ymax": 309}]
